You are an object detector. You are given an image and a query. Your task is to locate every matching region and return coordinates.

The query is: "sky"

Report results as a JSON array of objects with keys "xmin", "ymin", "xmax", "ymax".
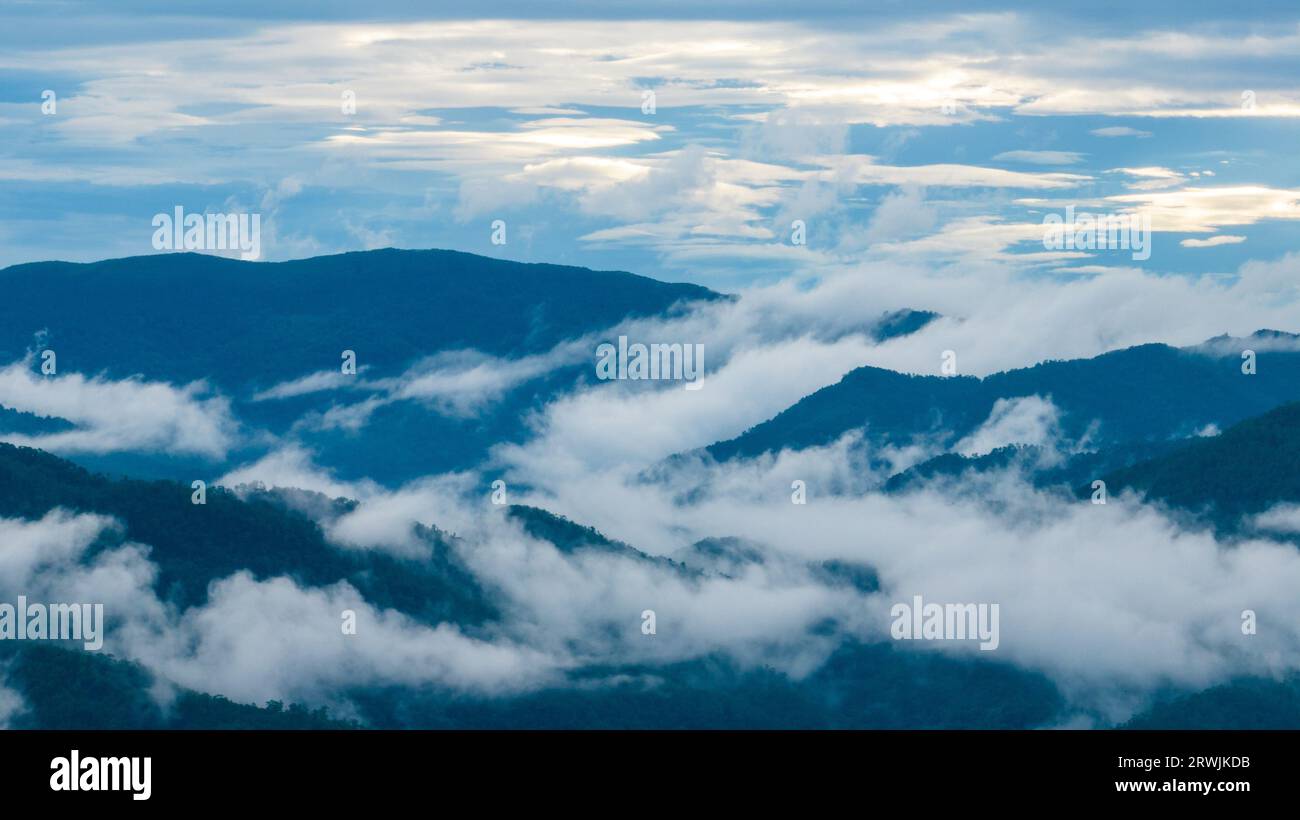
[
  {"xmin": 4, "ymin": 1, "xmax": 1300, "ymax": 727},
  {"xmin": 2, "ymin": 1, "xmax": 1300, "ymax": 286}
]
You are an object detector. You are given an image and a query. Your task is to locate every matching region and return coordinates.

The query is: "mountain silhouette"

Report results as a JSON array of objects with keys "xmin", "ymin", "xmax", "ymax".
[{"xmin": 708, "ymin": 332, "xmax": 1300, "ymax": 462}]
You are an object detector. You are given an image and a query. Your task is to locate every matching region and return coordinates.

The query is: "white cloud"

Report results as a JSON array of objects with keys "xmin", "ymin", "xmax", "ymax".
[
  {"xmin": 1181, "ymin": 234, "xmax": 1246, "ymax": 248},
  {"xmin": 253, "ymin": 369, "xmax": 357, "ymax": 402},
  {"xmin": 993, "ymin": 150, "xmax": 1085, "ymax": 165},
  {"xmin": 1108, "ymin": 186, "xmax": 1300, "ymax": 234},
  {"xmin": 137, "ymin": 573, "xmax": 560, "ymax": 705},
  {"xmin": 1090, "ymin": 127, "xmax": 1152, "ymax": 138},
  {"xmin": 823, "ymin": 155, "xmax": 1090, "ymax": 189},
  {"xmin": 954, "ymin": 395, "xmax": 1065, "ymax": 459},
  {"xmin": 0, "ymin": 359, "xmax": 237, "ymax": 458},
  {"xmin": 1251, "ymin": 504, "xmax": 1300, "ymax": 535},
  {"xmin": 0, "ymin": 670, "xmax": 24, "ymax": 728},
  {"xmin": 864, "ymin": 185, "xmax": 938, "ymax": 244},
  {"xmin": 217, "ymin": 444, "xmax": 378, "ymax": 501},
  {"xmin": 0, "ymin": 507, "xmax": 559, "ymax": 708},
  {"xmin": 1108, "ymin": 166, "xmax": 1185, "ymax": 191},
  {"xmin": 482, "ymin": 435, "xmax": 1300, "ymax": 720}
]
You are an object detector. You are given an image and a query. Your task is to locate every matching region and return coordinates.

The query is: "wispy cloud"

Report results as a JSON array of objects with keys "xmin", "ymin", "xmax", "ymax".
[{"xmin": 0, "ymin": 358, "xmax": 238, "ymax": 458}]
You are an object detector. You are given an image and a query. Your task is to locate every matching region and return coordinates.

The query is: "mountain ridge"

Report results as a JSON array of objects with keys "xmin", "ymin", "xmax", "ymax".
[{"xmin": 706, "ymin": 331, "xmax": 1300, "ymax": 463}]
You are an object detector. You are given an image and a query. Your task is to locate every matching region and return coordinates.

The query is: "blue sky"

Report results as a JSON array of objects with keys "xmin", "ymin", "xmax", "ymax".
[{"xmin": 1, "ymin": 1, "xmax": 1299, "ymax": 288}]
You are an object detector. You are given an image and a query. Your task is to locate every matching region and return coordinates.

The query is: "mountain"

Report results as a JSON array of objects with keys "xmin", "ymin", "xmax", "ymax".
[
  {"xmin": 0, "ymin": 249, "xmax": 724, "ymax": 483},
  {"xmin": 507, "ymin": 504, "xmax": 691, "ymax": 575},
  {"xmin": 872, "ymin": 308, "xmax": 939, "ymax": 341},
  {"xmin": 1124, "ymin": 677, "xmax": 1300, "ymax": 729},
  {"xmin": 6, "ymin": 439, "xmax": 1283, "ymax": 729},
  {"xmin": 708, "ymin": 332, "xmax": 1300, "ymax": 463},
  {"xmin": 1095, "ymin": 400, "xmax": 1300, "ymax": 531},
  {"xmin": 882, "ymin": 439, "xmax": 1188, "ymax": 494},
  {"xmin": 0, "ymin": 441, "xmax": 495, "ymax": 621},
  {"xmin": 0, "ymin": 248, "xmax": 721, "ymax": 389},
  {"xmin": 0, "ymin": 440, "xmax": 1066, "ymax": 729},
  {"xmin": 1, "ymin": 644, "xmax": 354, "ymax": 729},
  {"xmin": 349, "ymin": 641, "xmax": 1062, "ymax": 729}
]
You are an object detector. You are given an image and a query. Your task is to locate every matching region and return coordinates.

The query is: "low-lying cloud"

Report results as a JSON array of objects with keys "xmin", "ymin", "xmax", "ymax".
[{"xmin": 0, "ymin": 358, "xmax": 237, "ymax": 458}]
